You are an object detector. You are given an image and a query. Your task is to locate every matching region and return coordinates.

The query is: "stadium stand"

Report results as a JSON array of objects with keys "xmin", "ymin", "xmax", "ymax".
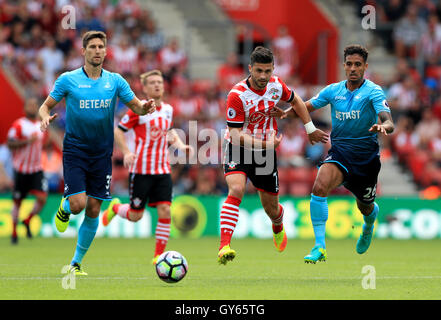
[{"xmin": 1, "ymin": 0, "xmax": 440, "ymax": 197}]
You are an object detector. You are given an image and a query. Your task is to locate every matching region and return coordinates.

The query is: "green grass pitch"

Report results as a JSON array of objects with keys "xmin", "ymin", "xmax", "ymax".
[{"xmin": 1, "ymin": 237, "xmax": 440, "ymax": 300}]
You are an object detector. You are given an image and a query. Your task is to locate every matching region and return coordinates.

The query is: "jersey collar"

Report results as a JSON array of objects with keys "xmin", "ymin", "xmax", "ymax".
[
  {"xmin": 345, "ymin": 79, "xmax": 366, "ymax": 93},
  {"xmin": 246, "ymin": 77, "xmax": 267, "ymax": 96},
  {"xmin": 82, "ymin": 66, "xmax": 103, "ymax": 78}
]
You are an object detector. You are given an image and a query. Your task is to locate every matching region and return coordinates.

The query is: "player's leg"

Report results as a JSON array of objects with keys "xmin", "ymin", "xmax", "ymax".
[
  {"xmin": 348, "ymin": 157, "xmax": 381, "ymax": 254},
  {"xmin": 355, "ymin": 199, "xmax": 379, "ymax": 254},
  {"xmin": 148, "ymin": 174, "xmax": 173, "ymax": 264},
  {"xmin": 152, "ymin": 203, "xmax": 172, "ymax": 264},
  {"xmin": 69, "ymin": 196, "xmax": 102, "ymax": 275},
  {"xmin": 11, "ymin": 171, "xmax": 24, "ymax": 244},
  {"xmin": 102, "ymin": 173, "xmax": 149, "ymax": 225},
  {"xmin": 258, "ymin": 190, "xmax": 287, "ymax": 252},
  {"xmin": 218, "ymin": 172, "xmax": 246, "ymax": 265},
  {"xmin": 22, "ymin": 172, "xmax": 48, "ymax": 238},
  {"xmin": 22, "ymin": 190, "xmax": 47, "ymax": 238},
  {"xmin": 56, "ymin": 154, "xmax": 88, "ymax": 232},
  {"xmin": 304, "ymin": 163, "xmax": 344, "ymax": 263}
]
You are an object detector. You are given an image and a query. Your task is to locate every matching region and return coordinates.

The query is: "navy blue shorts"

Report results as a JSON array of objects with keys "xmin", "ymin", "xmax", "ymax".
[
  {"xmin": 63, "ymin": 152, "xmax": 112, "ymax": 201},
  {"xmin": 320, "ymin": 146, "xmax": 381, "ymax": 204}
]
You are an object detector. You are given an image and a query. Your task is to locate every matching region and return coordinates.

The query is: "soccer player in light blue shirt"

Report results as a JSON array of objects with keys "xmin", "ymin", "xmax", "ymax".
[
  {"xmin": 273, "ymin": 44, "xmax": 394, "ymax": 262},
  {"xmin": 39, "ymin": 31, "xmax": 156, "ymax": 275}
]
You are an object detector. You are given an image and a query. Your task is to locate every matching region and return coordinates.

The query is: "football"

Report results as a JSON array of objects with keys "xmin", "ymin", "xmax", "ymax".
[{"xmin": 155, "ymin": 251, "xmax": 188, "ymax": 283}]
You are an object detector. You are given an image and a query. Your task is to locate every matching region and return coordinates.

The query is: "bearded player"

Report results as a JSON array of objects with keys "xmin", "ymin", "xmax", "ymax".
[{"xmin": 218, "ymin": 46, "xmax": 329, "ymax": 265}]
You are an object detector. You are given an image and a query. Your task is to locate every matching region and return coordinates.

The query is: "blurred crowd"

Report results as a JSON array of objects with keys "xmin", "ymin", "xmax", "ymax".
[{"xmin": 1, "ymin": 0, "xmax": 441, "ymax": 197}]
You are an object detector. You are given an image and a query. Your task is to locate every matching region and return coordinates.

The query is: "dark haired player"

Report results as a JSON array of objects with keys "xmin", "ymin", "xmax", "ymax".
[
  {"xmin": 218, "ymin": 46, "xmax": 328, "ymax": 265},
  {"xmin": 272, "ymin": 44, "xmax": 395, "ymax": 263},
  {"xmin": 38, "ymin": 31, "xmax": 156, "ymax": 275}
]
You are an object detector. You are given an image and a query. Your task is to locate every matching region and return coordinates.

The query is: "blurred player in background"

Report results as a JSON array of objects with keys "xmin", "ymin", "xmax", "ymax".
[
  {"xmin": 102, "ymin": 69, "xmax": 193, "ymax": 265},
  {"xmin": 38, "ymin": 31, "xmax": 156, "ymax": 275},
  {"xmin": 218, "ymin": 46, "xmax": 328, "ymax": 265},
  {"xmin": 272, "ymin": 44, "xmax": 394, "ymax": 263},
  {"xmin": 7, "ymin": 98, "xmax": 50, "ymax": 244}
]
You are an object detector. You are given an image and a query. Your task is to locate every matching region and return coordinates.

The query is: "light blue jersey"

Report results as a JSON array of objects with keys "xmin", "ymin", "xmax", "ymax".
[
  {"xmin": 49, "ymin": 67, "xmax": 135, "ymax": 157},
  {"xmin": 309, "ymin": 79, "xmax": 390, "ymax": 163}
]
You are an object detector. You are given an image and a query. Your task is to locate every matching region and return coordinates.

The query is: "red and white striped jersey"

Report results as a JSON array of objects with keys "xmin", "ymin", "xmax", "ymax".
[
  {"xmin": 118, "ymin": 102, "xmax": 173, "ymax": 175},
  {"xmin": 7, "ymin": 117, "xmax": 46, "ymax": 174},
  {"xmin": 224, "ymin": 76, "xmax": 294, "ymax": 148}
]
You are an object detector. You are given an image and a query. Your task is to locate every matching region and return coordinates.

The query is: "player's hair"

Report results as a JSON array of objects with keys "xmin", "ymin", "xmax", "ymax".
[
  {"xmin": 250, "ymin": 46, "xmax": 274, "ymax": 65},
  {"xmin": 343, "ymin": 44, "xmax": 368, "ymax": 62},
  {"xmin": 140, "ymin": 69, "xmax": 163, "ymax": 85},
  {"xmin": 82, "ymin": 31, "xmax": 107, "ymax": 48}
]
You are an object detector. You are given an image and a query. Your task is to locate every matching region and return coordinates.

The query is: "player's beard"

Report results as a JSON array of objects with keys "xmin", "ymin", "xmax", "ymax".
[{"xmin": 251, "ymin": 76, "xmax": 268, "ymax": 89}]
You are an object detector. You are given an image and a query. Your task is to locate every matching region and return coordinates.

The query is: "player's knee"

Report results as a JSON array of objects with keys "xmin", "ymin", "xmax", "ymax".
[
  {"xmin": 69, "ymin": 198, "xmax": 86, "ymax": 214},
  {"xmin": 311, "ymin": 181, "xmax": 329, "ymax": 197},
  {"xmin": 157, "ymin": 205, "xmax": 171, "ymax": 219},
  {"xmin": 129, "ymin": 210, "xmax": 143, "ymax": 222},
  {"xmin": 228, "ymin": 184, "xmax": 245, "ymax": 199},
  {"xmin": 357, "ymin": 202, "xmax": 373, "ymax": 216}
]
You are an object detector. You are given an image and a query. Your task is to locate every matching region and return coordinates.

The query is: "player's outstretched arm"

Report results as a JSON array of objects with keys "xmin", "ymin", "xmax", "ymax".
[
  {"xmin": 290, "ymin": 93, "xmax": 329, "ymax": 145},
  {"xmin": 167, "ymin": 129, "xmax": 195, "ymax": 158},
  {"xmin": 126, "ymin": 97, "xmax": 156, "ymax": 115},
  {"xmin": 39, "ymin": 96, "xmax": 58, "ymax": 132},
  {"xmin": 369, "ymin": 111, "xmax": 394, "ymax": 136}
]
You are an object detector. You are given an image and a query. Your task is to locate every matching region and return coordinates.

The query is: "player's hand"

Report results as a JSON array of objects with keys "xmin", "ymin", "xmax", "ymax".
[
  {"xmin": 307, "ymin": 128, "xmax": 329, "ymax": 145},
  {"xmin": 266, "ymin": 132, "xmax": 283, "ymax": 149},
  {"xmin": 270, "ymin": 106, "xmax": 288, "ymax": 119},
  {"xmin": 40, "ymin": 114, "xmax": 58, "ymax": 132},
  {"xmin": 369, "ymin": 124, "xmax": 388, "ymax": 136},
  {"xmin": 182, "ymin": 145, "xmax": 195, "ymax": 159},
  {"xmin": 123, "ymin": 152, "xmax": 136, "ymax": 169},
  {"xmin": 141, "ymin": 99, "xmax": 156, "ymax": 114}
]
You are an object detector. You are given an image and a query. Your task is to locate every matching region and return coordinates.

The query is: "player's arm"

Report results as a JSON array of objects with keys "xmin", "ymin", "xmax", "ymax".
[
  {"xmin": 7, "ymin": 135, "xmax": 38, "ymax": 150},
  {"xmin": 114, "ymin": 126, "xmax": 136, "ymax": 169},
  {"xmin": 125, "ymin": 97, "xmax": 156, "ymax": 116},
  {"xmin": 39, "ymin": 96, "xmax": 59, "ymax": 132},
  {"xmin": 228, "ymin": 126, "xmax": 282, "ymax": 150},
  {"xmin": 289, "ymin": 93, "xmax": 328, "ymax": 145},
  {"xmin": 369, "ymin": 111, "xmax": 394, "ymax": 135},
  {"xmin": 167, "ymin": 129, "xmax": 194, "ymax": 157}
]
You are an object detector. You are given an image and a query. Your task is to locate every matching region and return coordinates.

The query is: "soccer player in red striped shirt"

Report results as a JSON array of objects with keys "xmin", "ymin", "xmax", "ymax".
[
  {"xmin": 218, "ymin": 46, "xmax": 329, "ymax": 264},
  {"xmin": 7, "ymin": 98, "xmax": 60, "ymax": 244},
  {"xmin": 102, "ymin": 70, "xmax": 193, "ymax": 264}
]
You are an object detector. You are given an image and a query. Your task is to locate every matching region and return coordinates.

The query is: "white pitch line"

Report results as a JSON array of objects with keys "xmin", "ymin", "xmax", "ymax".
[{"xmin": 1, "ymin": 276, "xmax": 441, "ymax": 281}]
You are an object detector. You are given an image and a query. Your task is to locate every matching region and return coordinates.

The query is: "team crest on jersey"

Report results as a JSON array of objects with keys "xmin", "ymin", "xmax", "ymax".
[
  {"xmin": 228, "ymin": 161, "xmax": 237, "ymax": 169},
  {"xmin": 121, "ymin": 114, "xmax": 130, "ymax": 124},
  {"xmin": 104, "ymin": 81, "xmax": 111, "ymax": 89},
  {"xmin": 150, "ymin": 126, "xmax": 165, "ymax": 140},
  {"xmin": 269, "ymin": 88, "xmax": 279, "ymax": 100},
  {"xmin": 227, "ymin": 107, "xmax": 236, "ymax": 119},
  {"xmin": 249, "ymin": 111, "xmax": 267, "ymax": 124}
]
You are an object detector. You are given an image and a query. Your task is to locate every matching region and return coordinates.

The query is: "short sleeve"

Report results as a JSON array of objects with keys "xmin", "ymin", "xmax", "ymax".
[
  {"xmin": 7, "ymin": 123, "xmax": 21, "ymax": 140},
  {"xmin": 118, "ymin": 109, "xmax": 139, "ymax": 131},
  {"xmin": 370, "ymin": 85, "xmax": 391, "ymax": 114},
  {"xmin": 49, "ymin": 73, "xmax": 69, "ymax": 102},
  {"xmin": 278, "ymin": 78, "xmax": 294, "ymax": 103},
  {"xmin": 226, "ymin": 92, "xmax": 245, "ymax": 128},
  {"xmin": 309, "ymin": 84, "xmax": 332, "ymax": 109},
  {"xmin": 116, "ymin": 73, "xmax": 135, "ymax": 104}
]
